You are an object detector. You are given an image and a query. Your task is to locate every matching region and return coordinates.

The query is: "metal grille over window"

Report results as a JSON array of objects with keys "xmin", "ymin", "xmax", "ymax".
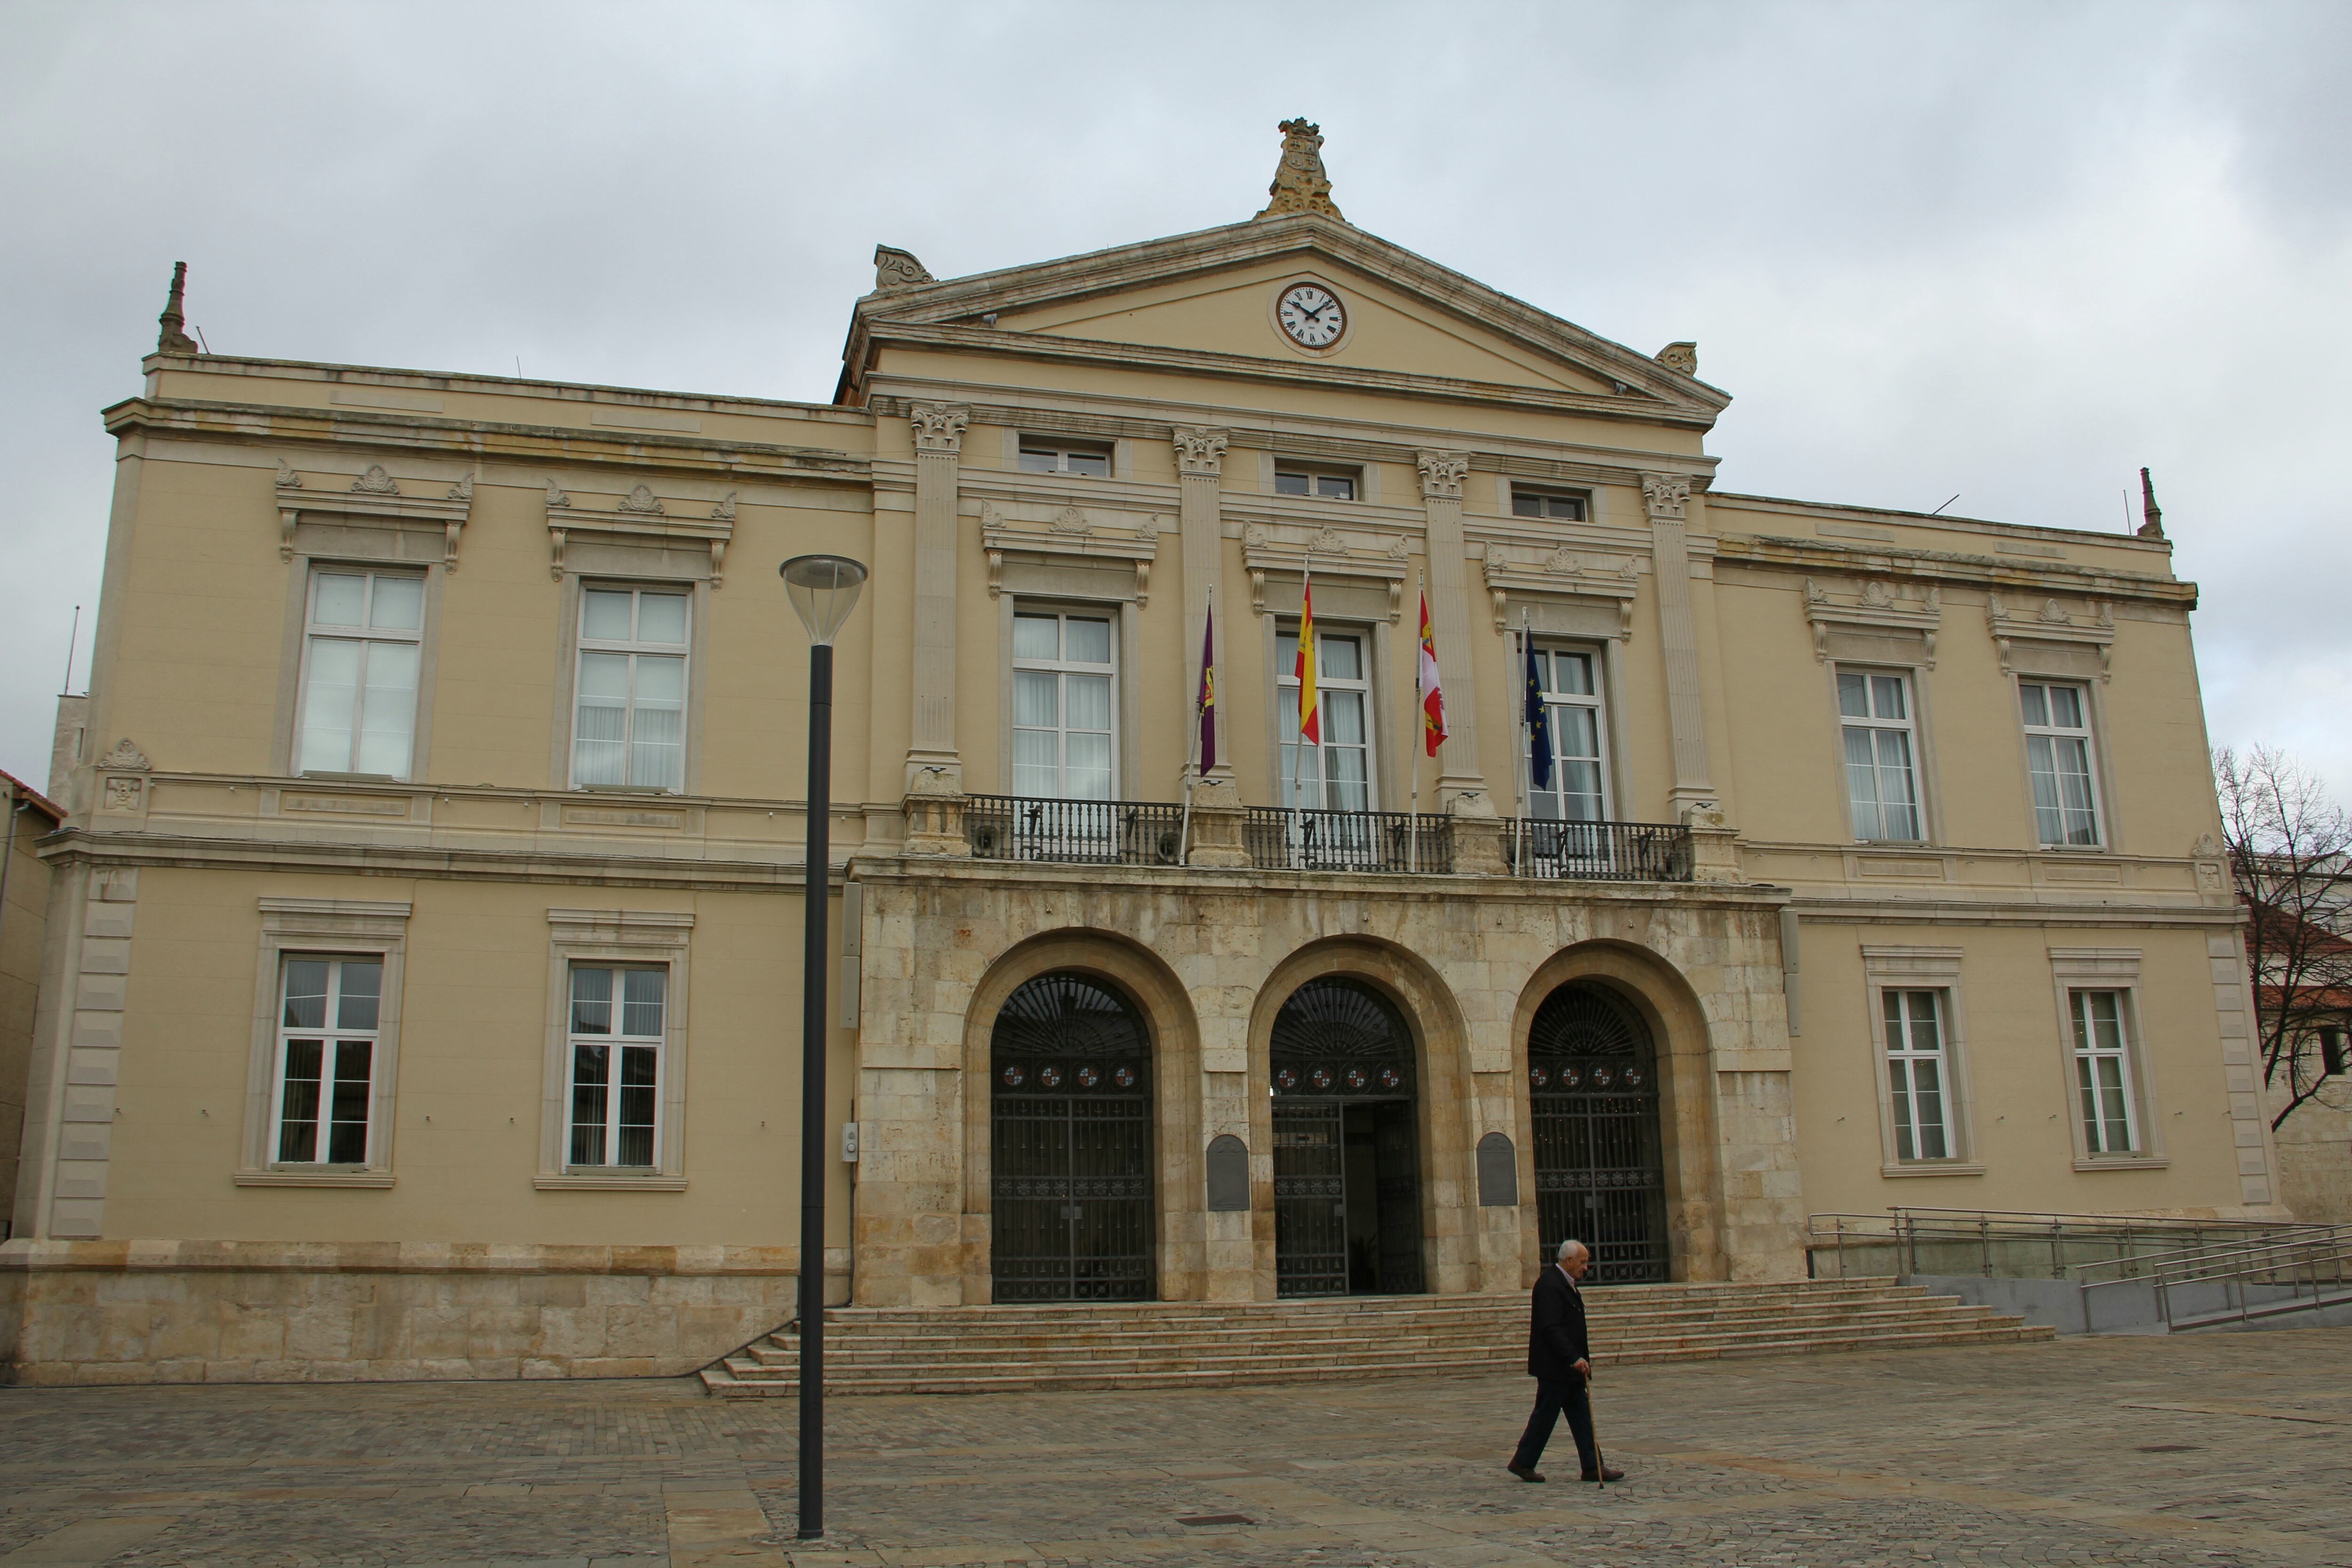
[
  {"xmin": 2020, "ymin": 681, "xmax": 2101, "ymax": 846},
  {"xmin": 1838, "ymin": 669, "xmax": 1921, "ymax": 842},
  {"xmin": 1883, "ymin": 989, "xmax": 1951, "ymax": 1160},
  {"xmin": 568, "ymin": 965, "xmax": 665, "ymax": 1168},
  {"xmin": 1271, "ymin": 978, "xmax": 1422, "ymax": 1297},
  {"xmin": 990, "ymin": 974, "xmax": 1154, "ymax": 1302},
  {"xmin": 296, "ymin": 570, "xmax": 423, "ymax": 778},
  {"xmin": 1527, "ymin": 982, "xmax": 1669, "ymax": 1284},
  {"xmin": 274, "ymin": 956, "xmax": 381, "ymax": 1165},
  {"xmin": 572, "ymin": 588, "xmax": 688, "ymax": 792}
]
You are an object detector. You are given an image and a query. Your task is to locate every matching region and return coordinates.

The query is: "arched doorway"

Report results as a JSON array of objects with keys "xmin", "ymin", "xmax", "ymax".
[
  {"xmin": 1271, "ymin": 977, "xmax": 1423, "ymax": 1297},
  {"xmin": 1528, "ymin": 981, "xmax": 1669, "ymax": 1283},
  {"xmin": 991, "ymin": 972, "xmax": 1154, "ymax": 1301}
]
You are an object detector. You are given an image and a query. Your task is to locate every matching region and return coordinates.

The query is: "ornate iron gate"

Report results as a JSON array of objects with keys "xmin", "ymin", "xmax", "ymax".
[
  {"xmin": 990, "ymin": 973, "xmax": 1153, "ymax": 1301},
  {"xmin": 1528, "ymin": 982, "xmax": 1669, "ymax": 1284},
  {"xmin": 1271, "ymin": 978, "xmax": 1423, "ymax": 1297}
]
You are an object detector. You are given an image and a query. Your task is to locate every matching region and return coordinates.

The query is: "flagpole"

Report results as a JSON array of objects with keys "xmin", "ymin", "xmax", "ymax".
[
  {"xmin": 1181, "ymin": 590, "xmax": 1207, "ymax": 865},
  {"xmin": 1514, "ymin": 613, "xmax": 1529, "ymax": 874}
]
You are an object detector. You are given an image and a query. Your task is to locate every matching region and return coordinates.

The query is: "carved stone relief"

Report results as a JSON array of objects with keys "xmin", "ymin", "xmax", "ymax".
[{"xmin": 910, "ymin": 402, "xmax": 970, "ymax": 454}]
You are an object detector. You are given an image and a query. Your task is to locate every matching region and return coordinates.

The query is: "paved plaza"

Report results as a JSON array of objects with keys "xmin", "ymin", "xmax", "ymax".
[{"xmin": 3, "ymin": 1326, "xmax": 2350, "ymax": 1567}]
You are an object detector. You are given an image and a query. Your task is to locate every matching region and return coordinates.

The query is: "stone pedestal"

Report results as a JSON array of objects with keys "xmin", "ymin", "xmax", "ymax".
[
  {"xmin": 1185, "ymin": 774, "xmax": 1250, "ymax": 868},
  {"xmin": 901, "ymin": 767, "xmax": 969, "ymax": 857},
  {"xmin": 1451, "ymin": 806, "xmax": 1509, "ymax": 877},
  {"xmin": 1682, "ymin": 803, "xmax": 1741, "ymax": 883}
]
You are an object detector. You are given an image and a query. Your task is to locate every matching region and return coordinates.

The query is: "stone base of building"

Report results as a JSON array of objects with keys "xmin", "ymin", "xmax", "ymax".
[{"xmin": 0, "ymin": 1240, "xmax": 822, "ymax": 1386}]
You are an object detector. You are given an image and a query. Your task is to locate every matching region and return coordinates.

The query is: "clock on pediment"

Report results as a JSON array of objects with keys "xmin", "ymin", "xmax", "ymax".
[{"xmin": 1276, "ymin": 282, "xmax": 1346, "ymax": 349}]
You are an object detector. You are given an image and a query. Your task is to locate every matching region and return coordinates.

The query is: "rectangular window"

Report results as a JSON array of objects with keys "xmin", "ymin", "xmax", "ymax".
[
  {"xmin": 567, "ymin": 964, "xmax": 666, "ymax": 1169},
  {"xmin": 1011, "ymin": 610, "xmax": 1116, "ymax": 800},
  {"xmin": 1883, "ymin": 989, "xmax": 1951, "ymax": 1161},
  {"xmin": 2020, "ymin": 681, "xmax": 2101, "ymax": 846},
  {"xmin": 1838, "ymin": 669, "xmax": 1922, "ymax": 841},
  {"xmin": 2070, "ymin": 989, "xmax": 2138, "ymax": 1154},
  {"xmin": 2321, "ymin": 1027, "xmax": 2349, "ymax": 1078},
  {"xmin": 295, "ymin": 569, "xmax": 424, "ymax": 778},
  {"xmin": 1274, "ymin": 466, "xmax": 1358, "ymax": 500},
  {"xmin": 1017, "ymin": 438, "xmax": 1112, "ymax": 477},
  {"xmin": 1526, "ymin": 646, "xmax": 1610, "ymax": 823},
  {"xmin": 1511, "ymin": 486, "xmax": 1589, "ymax": 521},
  {"xmin": 1277, "ymin": 627, "xmax": 1373, "ymax": 811},
  {"xmin": 572, "ymin": 586, "xmax": 690, "ymax": 792},
  {"xmin": 272, "ymin": 955, "xmax": 382, "ymax": 1165}
]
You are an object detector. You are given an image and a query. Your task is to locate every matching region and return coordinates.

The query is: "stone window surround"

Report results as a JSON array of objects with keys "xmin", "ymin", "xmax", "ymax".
[
  {"xmin": 2007, "ymin": 646, "xmax": 2125, "ymax": 855},
  {"xmin": 237, "ymin": 898, "xmax": 413, "ymax": 1188},
  {"xmin": 1826, "ymin": 660, "xmax": 1947, "ymax": 848},
  {"xmin": 537, "ymin": 909, "xmax": 694, "ymax": 1191},
  {"xmin": 997, "ymin": 597, "xmax": 1135, "ymax": 801},
  {"xmin": 546, "ymin": 572, "xmax": 713, "ymax": 799},
  {"xmin": 273, "ymin": 552, "xmax": 448, "ymax": 788},
  {"xmin": 1859, "ymin": 945, "xmax": 1984, "ymax": 1178},
  {"xmin": 2046, "ymin": 947, "xmax": 2168, "ymax": 1172}
]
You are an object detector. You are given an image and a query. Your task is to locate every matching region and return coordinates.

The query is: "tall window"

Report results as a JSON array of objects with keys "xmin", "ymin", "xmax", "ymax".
[
  {"xmin": 1011, "ymin": 611, "xmax": 1116, "ymax": 799},
  {"xmin": 1018, "ymin": 439, "xmax": 1111, "ymax": 476},
  {"xmin": 273, "ymin": 956, "xmax": 381, "ymax": 1165},
  {"xmin": 1526, "ymin": 646, "xmax": 1609, "ymax": 822},
  {"xmin": 568, "ymin": 965, "xmax": 666, "ymax": 1168},
  {"xmin": 1838, "ymin": 669, "xmax": 1921, "ymax": 841},
  {"xmin": 1883, "ymin": 989, "xmax": 1951, "ymax": 1161},
  {"xmin": 295, "ymin": 569, "xmax": 423, "ymax": 778},
  {"xmin": 2020, "ymin": 681, "xmax": 2101, "ymax": 846},
  {"xmin": 1511, "ymin": 487, "xmax": 1589, "ymax": 521},
  {"xmin": 1277, "ymin": 628, "xmax": 1373, "ymax": 811},
  {"xmin": 573, "ymin": 587, "xmax": 689, "ymax": 792},
  {"xmin": 2070, "ymin": 989, "xmax": 2138, "ymax": 1154},
  {"xmin": 1274, "ymin": 466, "xmax": 1357, "ymax": 500}
]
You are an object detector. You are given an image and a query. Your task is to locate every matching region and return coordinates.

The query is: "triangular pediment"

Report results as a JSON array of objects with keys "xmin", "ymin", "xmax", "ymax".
[{"xmin": 842, "ymin": 215, "xmax": 1727, "ymax": 422}]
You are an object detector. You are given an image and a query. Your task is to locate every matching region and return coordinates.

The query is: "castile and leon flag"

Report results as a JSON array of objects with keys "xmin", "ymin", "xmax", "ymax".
[{"xmin": 1417, "ymin": 589, "xmax": 1447, "ymax": 756}]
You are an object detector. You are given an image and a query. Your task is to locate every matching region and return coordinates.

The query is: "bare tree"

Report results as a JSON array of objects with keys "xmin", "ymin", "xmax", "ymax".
[{"xmin": 2215, "ymin": 746, "xmax": 2352, "ymax": 1129}]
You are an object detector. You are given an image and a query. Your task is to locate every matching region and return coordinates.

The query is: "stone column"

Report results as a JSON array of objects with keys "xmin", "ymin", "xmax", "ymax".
[
  {"xmin": 1173, "ymin": 428, "xmax": 1251, "ymax": 867},
  {"xmin": 904, "ymin": 403, "xmax": 970, "ymax": 854},
  {"xmin": 1641, "ymin": 473, "xmax": 1719, "ymax": 816},
  {"xmin": 1417, "ymin": 452, "xmax": 1506, "ymax": 874}
]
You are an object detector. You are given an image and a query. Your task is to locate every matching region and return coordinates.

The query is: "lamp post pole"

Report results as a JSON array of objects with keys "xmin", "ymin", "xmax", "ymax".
[
  {"xmin": 778, "ymin": 552, "xmax": 865, "ymax": 1545},
  {"xmin": 798, "ymin": 635, "xmax": 831, "ymax": 1541}
]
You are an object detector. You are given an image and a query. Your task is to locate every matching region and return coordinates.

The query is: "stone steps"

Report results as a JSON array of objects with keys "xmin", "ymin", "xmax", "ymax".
[{"xmin": 699, "ymin": 1278, "xmax": 2053, "ymax": 1397}]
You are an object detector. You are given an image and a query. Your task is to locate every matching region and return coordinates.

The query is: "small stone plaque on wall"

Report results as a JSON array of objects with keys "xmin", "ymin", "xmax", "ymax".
[
  {"xmin": 1477, "ymin": 1131, "xmax": 1518, "ymax": 1207},
  {"xmin": 1205, "ymin": 1134, "xmax": 1249, "ymax": 1211}
]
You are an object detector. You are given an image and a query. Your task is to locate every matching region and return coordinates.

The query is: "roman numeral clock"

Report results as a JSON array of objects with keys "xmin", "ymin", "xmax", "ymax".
[{"xmin": 1278, "ymin": 282, "xmax": 1346, "ymax": 348}]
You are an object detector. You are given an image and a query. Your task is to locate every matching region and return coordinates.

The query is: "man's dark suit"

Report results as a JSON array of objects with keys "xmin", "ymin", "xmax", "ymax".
[{"xmin": 1510, "ymin": 1264, "xmax": 1599, "ymax": 1476}]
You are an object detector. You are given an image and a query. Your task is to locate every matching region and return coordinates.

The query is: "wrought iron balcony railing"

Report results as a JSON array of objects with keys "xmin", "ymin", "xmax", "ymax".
[
  {"xmin": 1510, "ymin": 818, "xmax": 1692, "ymax": 883},
  {"xmin": 966, "ymin": 795, "xmax": 1186, "ymax": 867},
  {"xmin": 1244, "ymin": 807, "xmax": 1454, "ymax": 874}
]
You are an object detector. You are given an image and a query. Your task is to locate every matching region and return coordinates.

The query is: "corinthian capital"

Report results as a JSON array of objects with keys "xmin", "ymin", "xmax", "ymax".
[
  {"xmin": 1172, "ymin": 426, "xmax": 1229, "ymax": 478},
  {"xmin": 910, "ymin": 402, "xmax": 970, "ymax": 454},
  {"xmin": 1640, "ymin": 472, "xmax": 1692, "ymax": 521},
  {"xmin": 1416, "ymin": 450, "xmax": 1469, "ymax": 501}
]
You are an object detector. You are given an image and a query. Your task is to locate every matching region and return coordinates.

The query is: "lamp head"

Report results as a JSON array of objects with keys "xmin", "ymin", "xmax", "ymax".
[{"xmin": 779, "ymin": 554, "xmax": 868, "ymax": 645}]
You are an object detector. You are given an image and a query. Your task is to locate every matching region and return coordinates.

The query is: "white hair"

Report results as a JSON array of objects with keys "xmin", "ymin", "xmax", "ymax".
[{"xmin": 1556, "ymin": 1238, "xmax": 1588, "ymax": 1263}]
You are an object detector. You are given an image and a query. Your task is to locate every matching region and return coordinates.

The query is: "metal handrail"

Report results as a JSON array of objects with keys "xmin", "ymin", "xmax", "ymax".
[
  {"xmin": 1807, "ymin": 1208, "xmax": 2314, "ymax": 1282},
  {"xmin": 966, "ymin": 795, "xmax": 1186, "ymax": 868},
  {"xmin": 2077, "ymin": 1224, "xmax": 2352, "ymax": 1332},
  {"xmin": 1509, "ymin": 818, "xmax": 1693, "ymax": 883},
  {"xmin": 1243, "ymin": 806, "xmax": 1454, "ymax": 874}
]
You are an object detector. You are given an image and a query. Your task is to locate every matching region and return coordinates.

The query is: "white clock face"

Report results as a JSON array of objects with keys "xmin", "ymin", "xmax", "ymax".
[{"xmin": 1278, "ymin": 284, "xmax": 1346, "ymax": 348}]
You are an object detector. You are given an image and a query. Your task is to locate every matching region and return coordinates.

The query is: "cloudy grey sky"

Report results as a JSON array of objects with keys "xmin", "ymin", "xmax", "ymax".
[{"xmin": 3, "ymin": 0, "xmax": 2345, "ymax": 806}]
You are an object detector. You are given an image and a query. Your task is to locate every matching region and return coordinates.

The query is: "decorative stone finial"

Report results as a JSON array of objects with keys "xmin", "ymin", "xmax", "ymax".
[
  {"xmin": 1255, "ymin": 119, "xmax": 1344, "ymax": 221},
  {"xmin": 874, "ymin": 245, "xmax": 935, "ymax": 291},
  {"xmin": 1656, "ymin": 341, "xmax": 1698, "ymax": 376},
  {"xmin": 2138, "ymin": 466, "xmax": 2165, "ymax": 539},
  {"xmin": 157, "ymin": 262, "xmax": 199, "ymax": 355}
]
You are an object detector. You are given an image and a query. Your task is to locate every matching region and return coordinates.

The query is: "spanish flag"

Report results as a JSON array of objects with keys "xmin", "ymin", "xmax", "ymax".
[{"xmin": 1295, "ymin": 569, "xmax": 1320, "ymax": 745}]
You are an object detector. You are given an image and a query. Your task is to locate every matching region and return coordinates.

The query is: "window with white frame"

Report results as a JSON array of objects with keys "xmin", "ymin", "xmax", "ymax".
[
  {"xmin": 1277, "ymin": 626, "xmax": 1374, "ymax": 811},
  {"xmin": 1017, "ymin": 438, "xmax": 1111, "ymax": 476},
  {"xmin": 1883, "ymin": 989, "xmax": 1952, "ymax": 1161},
  {"xmin": 567, "ymin": 964, "xmax": 667, "ymax": 1168},
  {"xmin": 1526, "ymin": 646, "xmax": 1610, "ymax": 823},
  {"xmin": 1837, "ymin": 669, "xmax": 1922, "ymax": 841},
  {"xmin": 1274, "ymin": 465, "xmax": 1357, "ymax": 500},
  {"xmin": 2020, "ymin": 681, "xmax": 2102, "ymax": 846},
  {"xmin": 1511, "ymin": 486, "xmax": 1589, "ymax": 521},
  {"xmin": 295, "ymin": 569, "xmax": 424, "ymax": 778},
  {"xmin": 272, "ymin": 955, "xmax": 382, "ymax": 1165},
  {"xmin": 572, "ymin": 586, "xmax": 689, "ymax": 792},
  {"xmin": 2070, "ymin": 989, "xmax": 2139, "ymax": 1154},
  {"xmin": 1011, "ymin": 610, "xmax": 1116, "ymax": 799}
]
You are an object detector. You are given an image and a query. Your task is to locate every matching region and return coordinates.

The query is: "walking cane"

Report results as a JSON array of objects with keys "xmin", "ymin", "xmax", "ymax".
[{"xmin": 1587, "ymin": 1369, "xmax": 1605, "ymax": 1489}]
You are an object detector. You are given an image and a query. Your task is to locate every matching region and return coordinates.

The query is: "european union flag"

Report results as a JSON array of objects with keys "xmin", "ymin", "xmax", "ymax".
[{"xmin": 1523, "ymin": 634, "xmax": 1553, "ymax": 791}]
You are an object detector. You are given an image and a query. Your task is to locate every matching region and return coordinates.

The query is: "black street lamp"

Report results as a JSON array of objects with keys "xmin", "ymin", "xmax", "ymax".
[{"xmin": 779, "ymin": 553, "xmax": 867, "ymax": 1541}]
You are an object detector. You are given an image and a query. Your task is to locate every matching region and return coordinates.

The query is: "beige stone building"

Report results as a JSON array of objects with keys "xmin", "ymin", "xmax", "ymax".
[
  {"xmin": 1, "ymin": 770, "xmax": 65, "ymax": 1234},
  {"xmin": 0, "ymin": 126, "xmax": 2280, "ymax": 1383}
]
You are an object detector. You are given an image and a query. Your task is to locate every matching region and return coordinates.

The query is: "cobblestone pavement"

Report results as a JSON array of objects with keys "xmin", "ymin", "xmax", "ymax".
[{"xmin": 4, "ymin": 1326, "xmax": 2350, "ymax": 1567}]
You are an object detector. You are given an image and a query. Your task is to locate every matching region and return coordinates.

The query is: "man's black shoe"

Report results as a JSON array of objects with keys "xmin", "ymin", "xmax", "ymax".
[
  {"xmin": 1506, "ymin": 1463, "xmax": 1545, "ymax": 1483},
  {"xmin": 1581, "ymin": 1466, "xmax": 1626, "ymax": 1482}
]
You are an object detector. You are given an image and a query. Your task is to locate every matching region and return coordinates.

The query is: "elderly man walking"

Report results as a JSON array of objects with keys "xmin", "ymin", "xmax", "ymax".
[{"xmin": 1507, "ymin": 1239, "xmax": 1624, "ymax": 1483}]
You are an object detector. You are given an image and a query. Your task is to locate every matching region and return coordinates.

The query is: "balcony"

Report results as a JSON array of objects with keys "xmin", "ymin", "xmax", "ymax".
[
  {"xmin": 1508, "ymin": 818, "xmax": 1693, "ymax": 883},
  {"xmin": 1244, "ymin": 807, "xmax": 1454, "ymax": 874},
  {"xmin": 966, "ymin": 795, "xmax": 1186, "ymax": 867}
]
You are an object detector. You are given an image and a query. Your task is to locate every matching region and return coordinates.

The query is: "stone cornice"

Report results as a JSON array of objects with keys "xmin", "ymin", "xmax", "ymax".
[
  {"xmin": 103, "ymin": 396, "xmax": 870, "ymax": 485},
  {"xmin": 1715, "ymin": 533, "xmax": 2197, "ymax": 609}
]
